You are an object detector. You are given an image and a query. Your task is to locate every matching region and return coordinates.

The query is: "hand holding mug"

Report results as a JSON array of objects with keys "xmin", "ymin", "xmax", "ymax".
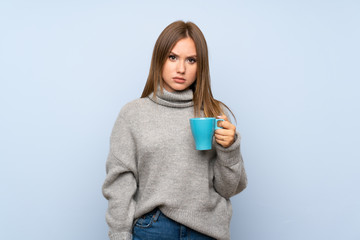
[{"xmin": 215, "ymin": 115, "xmax": 237, "ymax": 148}]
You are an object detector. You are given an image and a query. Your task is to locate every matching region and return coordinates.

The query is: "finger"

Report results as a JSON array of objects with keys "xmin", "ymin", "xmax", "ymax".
[
  {"xmin": 215, "ymin": 115, "xmax": 226, "ymax": 128},
  {"xmin": 215, "ymin": 131, "xmax": 235, "ymax": 143},
  {"xmin": 215, "ymin": 133, "xmax": 225, "ymax": 140},
  {"xmin": 217, "ymin": 115, "xmax": 229, "ymax": 122},
  {"xmin": 215, "ymin": 129, "xmax": 232, "ymax": 137},
  {"xmin": 215, "ymin": 134, "xmax": 230, "ymax": 141},
  {"xmin": 215, "ymin": 132, "xmax": 227, "ymax": 140},
  {"xmin": 216, "ymin": 115, "xmax": 234, "ymax": 129},
  {"xmin": 218, "ymin": 120, "xmax": 235, "ymax": 130},
  {"xmin": 215, "ymin": 138, "xmax": 230, "ymax": 148},
  {"xmin": 215, "ymin": 137, "xmax": 227, "ymax": 143},
  {"xmin": 215, "ymin": 131, "xmax": 228, "ymax": 138},
  {"xmin": 215, "ymin": 132, "xmax": 231, "ymax": 138}
]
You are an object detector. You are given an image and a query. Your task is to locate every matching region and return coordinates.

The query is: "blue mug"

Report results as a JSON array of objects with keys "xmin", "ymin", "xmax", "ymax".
[{"xmin": 189, "ymin": 117, "xmax": 225, "ymax": 150}]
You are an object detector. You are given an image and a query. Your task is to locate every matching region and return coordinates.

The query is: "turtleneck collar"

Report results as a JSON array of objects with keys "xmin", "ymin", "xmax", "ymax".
[{"xmin": 148, "ymin": 86, "xmax": 194, "ymax": 108}]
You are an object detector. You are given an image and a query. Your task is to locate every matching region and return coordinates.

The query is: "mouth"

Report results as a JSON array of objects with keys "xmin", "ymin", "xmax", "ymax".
[{"xmin": 173, "ymin": 77, "xmax": 186, "ymax": 83}]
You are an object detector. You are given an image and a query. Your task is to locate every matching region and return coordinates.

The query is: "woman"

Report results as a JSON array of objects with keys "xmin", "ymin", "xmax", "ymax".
[{"xmin": 102, "ymin": 20, "xmax": 247, "ymax": 240}]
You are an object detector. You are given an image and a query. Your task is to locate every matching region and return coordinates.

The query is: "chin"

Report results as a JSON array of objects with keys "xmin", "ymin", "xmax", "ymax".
[
  {"xmin": 163, "ymin": 81, "xmax": 191, "ymax": 92},
  {"xmin": 173, "ymin": 86, "xmax": 189, "ymax": 92}
]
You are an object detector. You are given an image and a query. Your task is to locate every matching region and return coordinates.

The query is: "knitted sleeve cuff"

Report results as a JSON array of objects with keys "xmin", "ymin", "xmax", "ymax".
[{"xmin": 214, "ymin": 132, "xmax": 241, "ymax": 166}]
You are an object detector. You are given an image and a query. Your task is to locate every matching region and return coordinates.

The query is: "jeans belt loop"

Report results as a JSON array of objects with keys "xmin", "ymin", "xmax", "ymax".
[{"xmin": 153, "ymin": 208, "xmax": 161, "ymax": 222}]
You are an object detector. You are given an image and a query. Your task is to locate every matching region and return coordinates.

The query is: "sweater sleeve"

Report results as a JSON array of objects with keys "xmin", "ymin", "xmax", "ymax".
[
  {"xmin": 212, "ymin": 106, "xmax": 247, "ymax": 199},
  {"xmin": 102, "ymin": 114, "xmax": 138, "ymax": 240},
  {"xmin": 213, "ymin": 132, "xmax": 247, "ymax": 199}
]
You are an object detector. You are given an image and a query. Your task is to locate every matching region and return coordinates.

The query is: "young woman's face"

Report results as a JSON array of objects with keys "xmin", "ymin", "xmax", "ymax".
[{"xmin": 161, "ymin": 38, "xmax": 197, "ymax": 92}]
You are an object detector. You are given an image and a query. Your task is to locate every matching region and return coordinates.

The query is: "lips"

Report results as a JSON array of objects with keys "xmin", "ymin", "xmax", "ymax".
[{"xmin": 173, "ymin": 77, "xmax": 185, "ymax": 83}]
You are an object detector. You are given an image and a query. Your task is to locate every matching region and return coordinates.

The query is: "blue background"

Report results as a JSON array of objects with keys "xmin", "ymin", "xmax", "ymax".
[{"xmin": 1, "ymin": 1, "xmax": 359, "ymax": 239}]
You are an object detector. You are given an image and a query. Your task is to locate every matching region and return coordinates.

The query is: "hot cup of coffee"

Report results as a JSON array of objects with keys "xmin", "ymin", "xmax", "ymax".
[{"xmin": 189, "ymin": 117, "xmax": 224, "ymax": 150}]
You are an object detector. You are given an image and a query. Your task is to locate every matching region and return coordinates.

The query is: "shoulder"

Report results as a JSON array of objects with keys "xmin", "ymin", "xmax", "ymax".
[
  {"xmin": 111, "ymin": 97, "xmax": 150, "ymax": 131},
  {"xmin": 218, "ymin": 101, "xmax": 236, "ymax": 124},
  {"xmin": 118, "ymin": 97, "xmax": 151, "ymax": 119},
  {"xmin": 217, "ymin": 101, "xmax": 229, "ymax": 115}
]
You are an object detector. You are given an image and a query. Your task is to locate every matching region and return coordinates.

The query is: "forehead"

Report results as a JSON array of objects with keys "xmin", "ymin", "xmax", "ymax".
[{"xmin": 171, "ymin": 38, "xmax": 197, "ymax": 56}]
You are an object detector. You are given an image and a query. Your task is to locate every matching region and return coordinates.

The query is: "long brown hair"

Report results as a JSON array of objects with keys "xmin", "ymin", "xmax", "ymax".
[{"xmin": 141, "ymin": 20, "xmax": 236, "ymax": 123}]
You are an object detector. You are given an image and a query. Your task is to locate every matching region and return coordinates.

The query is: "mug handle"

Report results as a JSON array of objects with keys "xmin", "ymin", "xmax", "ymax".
[{"xmin": 215, "ymin": 119, "xmax": 225, "ymax": 130}]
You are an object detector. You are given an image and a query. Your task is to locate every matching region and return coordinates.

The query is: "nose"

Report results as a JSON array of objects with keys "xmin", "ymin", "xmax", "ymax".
[{"xmin": 176, "ymin": 60, "xmax": 185, "ymax": 74}]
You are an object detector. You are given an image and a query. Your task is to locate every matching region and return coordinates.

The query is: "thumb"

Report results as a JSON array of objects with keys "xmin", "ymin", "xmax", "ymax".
[{"xmin": 217, "ymin": 114, "xmax": 229, "ymax": 122}]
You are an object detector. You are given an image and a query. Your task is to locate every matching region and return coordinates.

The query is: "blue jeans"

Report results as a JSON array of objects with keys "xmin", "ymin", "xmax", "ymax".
[{"xmin": 132, "ymin": 208, "xmax": 215, "ymax": 240}]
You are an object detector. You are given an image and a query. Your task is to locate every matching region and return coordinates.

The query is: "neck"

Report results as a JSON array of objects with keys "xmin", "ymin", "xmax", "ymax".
[{"xmin": 147, "ymin": 86, "xmax": 194, "ymax": 108}]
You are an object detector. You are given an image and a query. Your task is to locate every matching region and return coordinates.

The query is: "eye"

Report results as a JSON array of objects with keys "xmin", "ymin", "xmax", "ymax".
[
  {"xmin": 169, "ymin": 55, "xmax": 177, "ymax": 61},
  {"xmin": 187, "ymin": 58, "xmax": 197, "ymax": 64}
]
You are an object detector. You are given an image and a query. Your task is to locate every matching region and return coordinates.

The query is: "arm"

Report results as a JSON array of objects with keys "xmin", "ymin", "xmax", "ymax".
[
  {"xmin": 102, "ymin": 115, "xmax": 138, "ymax": 240},
  {"xmin": 212, "ymin": 111, "xmax": 247, "ymax": 199},
  {"xmin": 213, "ymin": 131, "xmax": 247, "ymax": 199}
]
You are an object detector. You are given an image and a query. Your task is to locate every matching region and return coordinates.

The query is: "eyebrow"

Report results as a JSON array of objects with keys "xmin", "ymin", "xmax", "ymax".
[{"xmin": 170, "ymin": 51, "xmax": 197, "ymax": 58}]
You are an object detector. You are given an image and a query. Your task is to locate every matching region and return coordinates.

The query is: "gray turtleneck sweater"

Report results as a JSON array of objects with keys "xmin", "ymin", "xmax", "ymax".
[{"xmin": 102, "ymin": 88, "xmax": 247, "ymax": 240}]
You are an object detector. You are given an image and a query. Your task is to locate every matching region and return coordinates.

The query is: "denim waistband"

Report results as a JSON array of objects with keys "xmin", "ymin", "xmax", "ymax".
[{"xmin": 141, "ymin": 207, "xmax": 161, "ymax": 222}]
